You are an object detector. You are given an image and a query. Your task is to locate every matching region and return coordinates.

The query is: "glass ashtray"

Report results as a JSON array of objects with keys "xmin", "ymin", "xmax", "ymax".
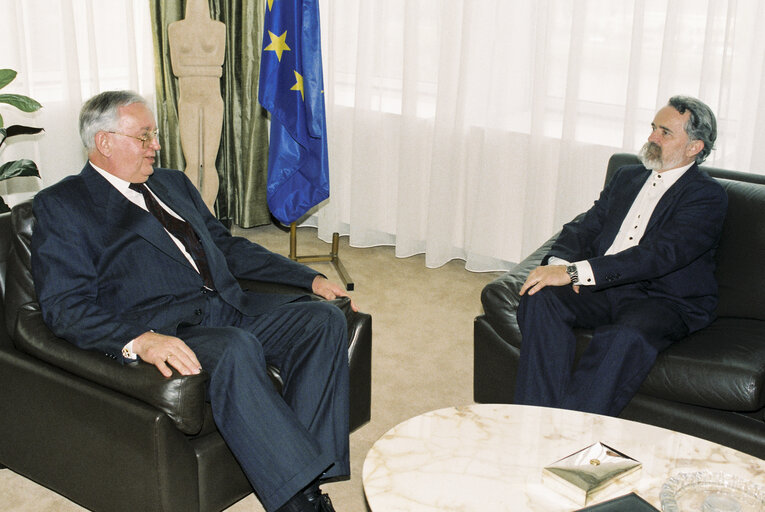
[{"xmin": 660, "ymin": 472, "xmax": 765, "ymax": 512}]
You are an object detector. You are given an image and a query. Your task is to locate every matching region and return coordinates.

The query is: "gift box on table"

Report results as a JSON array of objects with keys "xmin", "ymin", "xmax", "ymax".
[{"xmin": 542, "ymin": 442, "xmax": 643, "ymax": 506}]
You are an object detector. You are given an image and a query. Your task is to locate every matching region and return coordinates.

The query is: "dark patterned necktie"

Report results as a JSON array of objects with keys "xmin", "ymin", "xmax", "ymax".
[{"xmin": 129, "ymin": 182, "xmax": 215, "ymax": 290}]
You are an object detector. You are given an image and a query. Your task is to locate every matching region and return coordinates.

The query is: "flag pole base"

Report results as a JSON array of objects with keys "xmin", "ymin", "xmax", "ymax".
[{"xmin": 289, "ymin": 223, "xmax": 354, "ymax": 291}]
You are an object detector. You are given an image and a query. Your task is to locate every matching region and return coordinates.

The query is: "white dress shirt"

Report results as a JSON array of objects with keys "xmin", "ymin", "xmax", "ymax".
[{"xmin": 549, "ymin": 163, "xmax": 693, "ymax": 286}]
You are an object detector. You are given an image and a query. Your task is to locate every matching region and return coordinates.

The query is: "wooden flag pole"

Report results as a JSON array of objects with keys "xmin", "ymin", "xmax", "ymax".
[{"xmin": 289, "ymin": 222, "xmax": 354, "ymax": 291}]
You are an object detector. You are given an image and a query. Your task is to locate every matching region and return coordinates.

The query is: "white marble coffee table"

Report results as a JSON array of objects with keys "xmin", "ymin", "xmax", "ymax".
[{"xmin": 362, "ymin": 404, "xmax": 764, "ymax": 511}]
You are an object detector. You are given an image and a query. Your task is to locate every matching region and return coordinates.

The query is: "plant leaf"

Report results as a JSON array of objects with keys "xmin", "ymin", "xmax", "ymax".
[
  {"xmin": 0, "ymin": 69, "xmax": 17, "ymax": 90},
  {"xmin": 5, "ymin": 125, "xmax": 44, "ymax": 137},
  {"xmin": 0, "ymin": 159, "xmax": 41, "ymax": 180},
  {"xmin": 0, "ymin": 94, "xmax": 42, "ymax": 113}
]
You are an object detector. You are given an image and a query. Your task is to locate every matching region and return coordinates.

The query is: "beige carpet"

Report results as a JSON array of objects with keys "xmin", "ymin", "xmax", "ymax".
[{"xmin": 0, "ymin": 222, "xmax": 503, "ymax": 511}]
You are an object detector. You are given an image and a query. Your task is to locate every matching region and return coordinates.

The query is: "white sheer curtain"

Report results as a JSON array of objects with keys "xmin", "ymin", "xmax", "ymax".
[
  {"xmin": 314, "ymin": 0, "xmax": 765, "ymax": 271},
  {"xmin": 0, "ymin": 0, "xmax": 154, "ymax": 207}
]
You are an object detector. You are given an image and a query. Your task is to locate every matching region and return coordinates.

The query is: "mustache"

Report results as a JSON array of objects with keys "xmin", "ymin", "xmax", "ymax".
[
  {"xmin": 638, "ymin": 141, "xmax": 663, "ymax": 170},
  {"xmin": 643, "ymin": 142, "xmax": 661, "ymax": 157}
]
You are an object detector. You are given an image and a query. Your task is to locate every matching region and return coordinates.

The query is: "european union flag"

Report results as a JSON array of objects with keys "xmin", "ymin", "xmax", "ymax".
[{"xmin": 258, "ymin": 0, "xmax": 329, "ymax": 224}]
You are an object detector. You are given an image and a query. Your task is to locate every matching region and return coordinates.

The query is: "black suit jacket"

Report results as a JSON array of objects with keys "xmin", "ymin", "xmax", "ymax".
[
  {"xmin": 31, "ymin": 165, "xmax": 319, "ymax": 360},
  {"xmin": 545, "ymin": 163, "xmax": 728, "ymax": 332}
]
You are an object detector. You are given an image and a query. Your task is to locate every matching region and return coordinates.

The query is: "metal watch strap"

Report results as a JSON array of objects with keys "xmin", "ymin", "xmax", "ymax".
[{"xmin": 565, "ymin": 264, "xmax": 579, "ymax": 285}]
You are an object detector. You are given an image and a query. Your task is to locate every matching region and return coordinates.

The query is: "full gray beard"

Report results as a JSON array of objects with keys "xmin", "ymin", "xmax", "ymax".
[{"xmin": 638, "ymin": 142, "xmax": 663, "ymax": 170}]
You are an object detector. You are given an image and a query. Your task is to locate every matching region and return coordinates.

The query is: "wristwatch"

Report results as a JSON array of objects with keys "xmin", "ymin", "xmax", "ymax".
[{"xmin": 565, "ymin": 264, "xmax": 579, "ymax": 285}]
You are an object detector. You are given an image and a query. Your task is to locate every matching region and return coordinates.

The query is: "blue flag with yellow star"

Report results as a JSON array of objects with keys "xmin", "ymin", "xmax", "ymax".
[{"xmin": 258, "ymin": 0, "xmax": 329, "ymax": 224}]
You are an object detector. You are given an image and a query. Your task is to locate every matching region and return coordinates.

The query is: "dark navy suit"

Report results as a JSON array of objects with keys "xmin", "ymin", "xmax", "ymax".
[
  {"xmin": 514, "ymin": 163, "xmax": 727, "ymax": 416},
  {"xmin": 31, "ymin": 165, "xmax": 349, "ymax": 511}
]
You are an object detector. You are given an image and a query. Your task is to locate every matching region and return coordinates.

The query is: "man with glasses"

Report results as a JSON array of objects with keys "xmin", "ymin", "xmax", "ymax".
[
  {"xmin": 106, "ymin": 128, "xmax": 160, "ymax": 146},
  {"xmin": 31, "ymin": 90, "xmax": 349, "ymax": 512}
]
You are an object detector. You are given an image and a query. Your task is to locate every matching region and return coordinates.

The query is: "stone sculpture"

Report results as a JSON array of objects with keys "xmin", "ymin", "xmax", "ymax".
[{"xmin": 168, "ymin": 0, "xmax": 226, "ymax": 211}]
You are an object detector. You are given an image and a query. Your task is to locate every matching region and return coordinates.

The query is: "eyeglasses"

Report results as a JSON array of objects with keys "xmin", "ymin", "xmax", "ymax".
[{"xmin": 107, "ymin": 129, "xmax": 160, "ymax": 149}]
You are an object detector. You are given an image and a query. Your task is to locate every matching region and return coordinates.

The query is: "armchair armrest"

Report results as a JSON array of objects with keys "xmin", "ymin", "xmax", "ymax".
[
  {"xmin": 481, "ymin": 234, "xmax": 558, "ymax": 318},
  {"xmin": 13, "ymin": 306, "xmax": 208, "ymax": 435}
]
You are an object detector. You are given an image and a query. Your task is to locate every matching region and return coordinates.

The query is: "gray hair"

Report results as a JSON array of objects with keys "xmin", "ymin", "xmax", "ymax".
[
  {"xmin": 668, "ymin": 95, "xmax": 717, "ymax": 164},
  {"xmin": 79, "ymin": 90, "xmax": 149, "ymax": 151}
]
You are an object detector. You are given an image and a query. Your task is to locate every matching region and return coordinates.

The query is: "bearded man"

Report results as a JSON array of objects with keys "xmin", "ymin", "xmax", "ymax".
[{"xmin": 513, "ymin": 96, "xmax": 727, "ymax": 416}]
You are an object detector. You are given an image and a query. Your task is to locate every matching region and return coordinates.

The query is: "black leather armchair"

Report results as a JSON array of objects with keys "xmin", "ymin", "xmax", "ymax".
[
  {"xmin": 0, "ymin": 200, "xmax": 372, "ymax": 512},
  {"xmin": 474, "ymin": 153, "xmax": 765, "ymax": 460}
]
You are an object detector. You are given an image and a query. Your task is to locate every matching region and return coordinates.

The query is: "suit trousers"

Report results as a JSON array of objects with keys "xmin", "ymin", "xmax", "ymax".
[
  {"xmin": 176, "ymin": 293, "xmax": 350, "ymax": 512},
  {"xmin": 514, "ymin": 285, "xmax": 688, "ymax": 416}
]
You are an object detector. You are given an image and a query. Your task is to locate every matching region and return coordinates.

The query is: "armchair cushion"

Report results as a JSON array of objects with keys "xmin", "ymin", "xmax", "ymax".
[
  {"xmin": 5, "ymin": 201, "xmax": 36, "ymax": 337},
  {"xmin": 714, "ymin": 179, "xmax": 765, "ymax": 320},
  {"xmin": 14, "ymin": 307, "xmax": 209, "ymax": 435},
  {"xmin": 642, "ymin": 317, "xmax": 765, "ymax": 412}
]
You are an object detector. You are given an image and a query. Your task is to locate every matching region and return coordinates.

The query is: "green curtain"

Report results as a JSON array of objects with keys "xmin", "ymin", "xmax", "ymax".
[{"xmin": 148, "ymin": 0, "xmax": 271, "ymax": 227}]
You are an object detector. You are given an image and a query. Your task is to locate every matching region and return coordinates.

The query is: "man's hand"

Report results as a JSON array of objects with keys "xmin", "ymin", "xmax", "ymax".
[
  {"xmin": 520, "ymin": 265, "xmax": 577, "ymax": 296},
  {"xmin": 132, "ymin": 332, "xmax": 202, "ymax": 378},
  {"xmin": 312, "ymin": 275, "xmax": 358, "ymax": 312}
]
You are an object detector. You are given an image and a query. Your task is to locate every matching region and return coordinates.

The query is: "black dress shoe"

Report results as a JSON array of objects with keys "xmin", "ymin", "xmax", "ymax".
[
  {"xmin": 275, "ymin": 492, "xmax": 314, "ymax": 512},
  {"xmin": 314, "ymin": 492, "xmax": 335, "ymax": 511},
  {"xmin": 304, "ymin": 487, "xmax": 336, "ymax": 511},
  {"xmin": 319, "ymin": 493, "xmax": 336, "ymax": 511}
]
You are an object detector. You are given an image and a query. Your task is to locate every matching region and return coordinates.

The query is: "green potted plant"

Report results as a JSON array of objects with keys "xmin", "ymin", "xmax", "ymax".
[{"xmin": 0, "ymin": 68, "xmax": 43, "ymax": 213}]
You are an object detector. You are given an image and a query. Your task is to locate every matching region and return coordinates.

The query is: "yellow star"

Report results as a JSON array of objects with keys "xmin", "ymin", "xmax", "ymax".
[
  {"xmin": 291, "ymin": 71, "xmax": 305, "ymax": 101},
  {"xmin": 267, "ymin": 0, "xmax": 275, "ymax": 11},
  {"xmin": 264, "ymin": 30, "xmax": 290, "ymax": 62}
]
